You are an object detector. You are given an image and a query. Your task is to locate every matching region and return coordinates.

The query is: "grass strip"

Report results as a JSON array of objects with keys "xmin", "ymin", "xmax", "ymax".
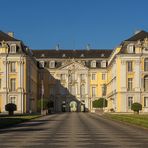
[
  {"xmin": 0, "ymin": 115, "xmax": 42, "ymax": 129},
  {"xmin": 104, "ymin": 114, "xmax": 148, "ymax": 128}
]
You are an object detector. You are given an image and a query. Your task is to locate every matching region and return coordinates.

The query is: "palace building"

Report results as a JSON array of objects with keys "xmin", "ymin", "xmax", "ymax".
[{"xmin": 0, "ymin": 30, "xmax": 148, "ymax": 113}]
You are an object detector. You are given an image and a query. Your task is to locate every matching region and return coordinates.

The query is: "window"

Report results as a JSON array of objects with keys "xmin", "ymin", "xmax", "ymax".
[
  {"xmin": 0, "ymin": 79, "xmax": 1, "ymax": 89},
  {"xmin": 80, "ymin": 74, "xmax": 85, "ymax": 81},
  {"xmin": 80, "ymin": 84, "xmax": 85, "ymax": 96},
  {"xmin": 92, "ymin": 74, "xmax": 96, "ymax": 80},
  {"xmin": 40, "ymin": 61, "xmax": 45, "ymax": 68},
  {"xmin": 49, "ymin": 61, "xmax": 55, "ymax": 68},
  {"xmin": 128, "ymin": 97, "xmax": 133, "ymax": 109},
  {"xmin": 128, "ymin": 78, "xmax": 133, "ymax": 91},
  {"xmin": 102, "ymin": 73, "xmax": 106, "ymax": 80},
  {"xmin": 61, "ymin": 74, "xmax": 65, "ymax": 81},
  {"xmin": 10, "ymin": 78, "xmax": 16, "ymax": 91},
  {"xmin": 144, "ymin": 97, "xmax": 148, "ymax": 107},
  {"xmin": 92, "ymin": 87, "xmax": 96, "ymax": 97},
  {"xmin": 9, "ymin": 96, "xmax": 16, "ymax": 104},
  {"xmin": 102, "ymin": 84, "xmax": 106, "ymax": 96},
  {"xmin": 91, "ymin": 61, "xmax": 96, "ymax": 68},
  {"xmin": 127, "ymin": 61, "xmax": 133, "ymax": 72},
  {"xmin": 10, "ymin": 44, "xmax": 16, "ymax": 53},
  {"xmin": 144, "ymin": 76, "xmax": 148, "ymax": 91},
  {"xmin": 127, "ymin": 44, "xmax": 135, "ymax": 53},
  {"xmin": 10, "ymin": 62, "xmax": 16, "ymax": 72},
  {"xmin": 101, "ymin": 61, "xmax": 106, "ymax": 68},
  {"xmin": 144, "ymin": 58, "xmax": 148, "ymax": 71}
]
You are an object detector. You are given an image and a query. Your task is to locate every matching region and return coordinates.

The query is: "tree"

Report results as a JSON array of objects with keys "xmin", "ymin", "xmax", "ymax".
[
  {"xmin": 131, "ymin": 102, "xmax": 142, "ymax": 114},
  {"xmin": 93, "ymin": 98, "xmax": 107, "ymax": 108},
  {"xmin": 5, "ymin": 103, "xmax": 17, "ymax": 116},
  {"xmin": 37, "ymin": 99, "xmax": 50, "ymax": 110}
]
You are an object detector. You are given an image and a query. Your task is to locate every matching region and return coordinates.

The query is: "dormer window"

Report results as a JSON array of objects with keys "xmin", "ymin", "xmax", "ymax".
[
  {"xmin": 10, "ymin": 44, "xmax": 16, "ymax": 53},
  {"xmin": 40, "ymin": 61, "xmax": 45, "ymax": 68},
  {"xmin": 101, "ymin": 60, "xmax": 106, "ymax": 68},
  {"xmin": 91, "ymin": 61, "xmax": 96, "ymax": 68},
  {"xmin": 62, "ymin": 54, "xmax": 66, "ymax": 57},
  {"xmin": 127, "ymin": 44, "xmax": 135, "ymax": 53},
  {"xmin": 80, "ymin": 54, "xmax": 84, "ymax": 57},
  {"xmin": 41, "ymin": 54, "xmax": 45, "ymax": 57},
  {"xmin": 49, "ymin": 61, "xmax": 55, "ymax": 68},
  {"xmin": 101, "ymin": 53, "xmax": 105, "ymax": 57}
]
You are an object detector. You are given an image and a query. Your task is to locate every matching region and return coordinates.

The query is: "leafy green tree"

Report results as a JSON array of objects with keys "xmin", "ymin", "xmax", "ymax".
[
  {"xmin": 93, "ymin": 98, "xmax": 107, "ymax": 108},
  {"xmin": 131, "ymin": 102, "xmax": 142, "ymax": 114},
  {"xmin": 37, "ymin": 99, "xmax": 49, "ymax": 110},
  {"xmin": 5, "ymin": 103, "xmax": 17, "ymax": 116}
]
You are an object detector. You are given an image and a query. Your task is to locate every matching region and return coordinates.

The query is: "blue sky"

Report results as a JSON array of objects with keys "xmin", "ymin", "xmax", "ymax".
[{"xmin": 0, "ymin": 0, "xmax": 148, "ymax": 49}]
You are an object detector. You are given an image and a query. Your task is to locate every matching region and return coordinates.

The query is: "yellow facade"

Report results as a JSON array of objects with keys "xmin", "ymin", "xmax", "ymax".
[{"xmin": 0, "ymin": 30, "xmax": 148, "ymax": 113}]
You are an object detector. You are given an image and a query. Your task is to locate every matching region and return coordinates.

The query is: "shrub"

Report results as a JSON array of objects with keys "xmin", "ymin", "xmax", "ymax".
[
  {"xmin": 5, "ymin": 103, "xmax": 17, "ymax": 116},
  {"xmin": 131, "ymin": 102, "xmax": 142, "ymax": 114},
  {"xmin": 93, "ymin": 98, "xmax": 107, "ymax": 108}
]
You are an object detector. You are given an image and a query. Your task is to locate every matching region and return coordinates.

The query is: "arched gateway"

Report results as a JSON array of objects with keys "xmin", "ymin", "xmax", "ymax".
[{"xmin": 69, "ymin": 101, "xmax": 77, "ymax": 112}]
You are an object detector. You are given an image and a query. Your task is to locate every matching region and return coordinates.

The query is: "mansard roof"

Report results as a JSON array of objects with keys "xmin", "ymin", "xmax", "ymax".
[
  {"xmin": 32, "ymin": 49, "xmax": 112, "ymax": 59},
  {"xmin": 125, "ymin": 30, "xmax": 148, "ymax": 41},
  {"xmin": 0, "ymin": 31, "xmax": 19, "ymax": 41}
]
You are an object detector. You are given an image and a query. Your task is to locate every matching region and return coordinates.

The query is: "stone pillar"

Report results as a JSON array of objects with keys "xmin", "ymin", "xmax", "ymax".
[
  {"xmin": 121, "ymin": 60, "xmax": 127, "ymax": 92},
  {"xmin": 134, "ymin": 60, "xmax": 141, "ymax": 92}
]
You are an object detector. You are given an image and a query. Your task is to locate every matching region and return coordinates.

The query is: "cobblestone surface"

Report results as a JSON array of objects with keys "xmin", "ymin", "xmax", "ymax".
[{"xmin": 0, "ymin": 113, "xmax": 148, "ymax": 148}]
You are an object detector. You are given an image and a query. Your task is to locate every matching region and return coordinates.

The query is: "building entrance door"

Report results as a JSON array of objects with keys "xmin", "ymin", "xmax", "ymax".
[{"xmin": 69, "ymin": 101, "xmax": 77, "ymax": 112}]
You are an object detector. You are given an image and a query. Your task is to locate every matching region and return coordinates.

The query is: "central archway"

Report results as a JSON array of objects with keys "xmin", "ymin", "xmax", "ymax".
[{"xmin": 69, "ymin": 101, "xmax": 77, "ymax": 112}]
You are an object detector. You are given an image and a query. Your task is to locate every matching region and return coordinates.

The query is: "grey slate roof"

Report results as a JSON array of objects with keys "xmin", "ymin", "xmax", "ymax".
[
  {"xmin": 0, "ymin": 31, "xmax": 19, "ymax": 41},
  {"xmin": 32, "ymin": 49, "xmax": 113, "ymax": 59},
  {"xmin": 125, "ymin": 30, "xmax": 148, "ymax": 41}
]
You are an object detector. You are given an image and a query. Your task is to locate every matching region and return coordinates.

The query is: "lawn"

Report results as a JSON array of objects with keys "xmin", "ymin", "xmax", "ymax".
[
  {"xmin": 104, "ymin": 113, "xmax": 148, "ymax": 128},
  {"xmin": 0, "ymin": 115, "xmax": 42, "ymax": 129}
]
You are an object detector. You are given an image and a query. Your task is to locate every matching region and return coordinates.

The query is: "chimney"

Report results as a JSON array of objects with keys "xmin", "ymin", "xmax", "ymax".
[
  {"xmin": 86, "ymin": 44, "xmax": 90, "ymax": 50},
  {"xmin": 7, "ymin": 32, "xmax": 14, "ymax": 37}
]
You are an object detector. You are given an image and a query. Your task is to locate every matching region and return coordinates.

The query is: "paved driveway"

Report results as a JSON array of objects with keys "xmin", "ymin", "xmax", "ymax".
[{"xmin": 0, "ymin": 113, "xmax": 148, "ymax": 148}]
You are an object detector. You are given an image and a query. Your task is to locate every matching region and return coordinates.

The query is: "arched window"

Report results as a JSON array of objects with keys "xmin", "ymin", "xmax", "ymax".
[
  {"xmin": 144, "ymin": 76, "xmax": 148, "ymax": 91},
  {"xmin": 144, "ymin": 58, "xmax": 148, "ymax": 71}
]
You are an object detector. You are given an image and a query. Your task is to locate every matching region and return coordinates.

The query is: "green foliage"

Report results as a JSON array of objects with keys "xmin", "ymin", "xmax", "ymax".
[
  {"xmin": 37, "ymin": 99, "xmax": 53, "ymax": 110},
  {"xmin": 131, "ymin": 102, "xmax": 142, "ymax": 114},
  {"xmin": 93, "ymin": 98, "xmax": 107, "ymax": 108},
  {"xmin": 5, "ymin": 103, "xmax": 17, "ymax": 116}
]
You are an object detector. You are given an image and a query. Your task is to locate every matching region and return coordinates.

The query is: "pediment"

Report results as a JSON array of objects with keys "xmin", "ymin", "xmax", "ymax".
[{"xmin": 59, "ymin": 61, "xmax": 88, "ymax": 71}]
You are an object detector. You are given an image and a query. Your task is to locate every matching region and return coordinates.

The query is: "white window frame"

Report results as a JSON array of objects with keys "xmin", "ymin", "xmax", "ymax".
[
  {"xmin": 128, "ymin": 78, "xmax": 133, "ymax": 91},
  {"xmin": 144, "ymin": 97, "xmax": 148, "ymax": 107},
  {"xmin": 92, "ymin": 87, "xmax": 96, "ymax": 97},
  {"xmin": 10, "ymin": 44, "xmax": 16, "ymax": 53},
  {"xmin": 101, "ymin": 60, "xmax": 106, "ymax": 68},
  {"xmin": 91, "ymin": 61, "xmax": 96, "ymax": 68},
  {"xmin": 127, "ymin": 44, "xmax": 135, "ymax": 53},
  {"xmin": 10, "ymin": 78, "xmax": 16, "ymax": 91},
  {"xmin": 128, "ymin": 97, "xmax": 133, "ymax": 109},
  {"xmin": 10, "ymin": 62, "xmax": 16, "ymax": 72},
  {"xmin": 49, "ymin": 61, "xmax": 55, "ymax": 68},
  {"xmin": 40, "ymin": 61, "xmax": 45, "ymax": 68},
  {"xmin": 127, "ymin": 61, "xmax": 133, "ymax": 72},
  {"xmin": 92, "ymin": 73, "xmax": 96, "ymax": 80},
  {"xmin": 9, "ymin": 96, "xmax": 16, "ymax": 104}
]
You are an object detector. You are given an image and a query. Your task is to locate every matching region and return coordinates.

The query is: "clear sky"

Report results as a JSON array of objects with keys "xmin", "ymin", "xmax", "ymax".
[{"xmin": 0, "ymin": 0, "xmax": 148, "ymax": 49}]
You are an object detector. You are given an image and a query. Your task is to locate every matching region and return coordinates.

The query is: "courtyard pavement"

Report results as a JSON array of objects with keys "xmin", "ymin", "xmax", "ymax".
[{"xmin": 0, "ymin": 113, "xmax": 148, "ymax": 148}]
